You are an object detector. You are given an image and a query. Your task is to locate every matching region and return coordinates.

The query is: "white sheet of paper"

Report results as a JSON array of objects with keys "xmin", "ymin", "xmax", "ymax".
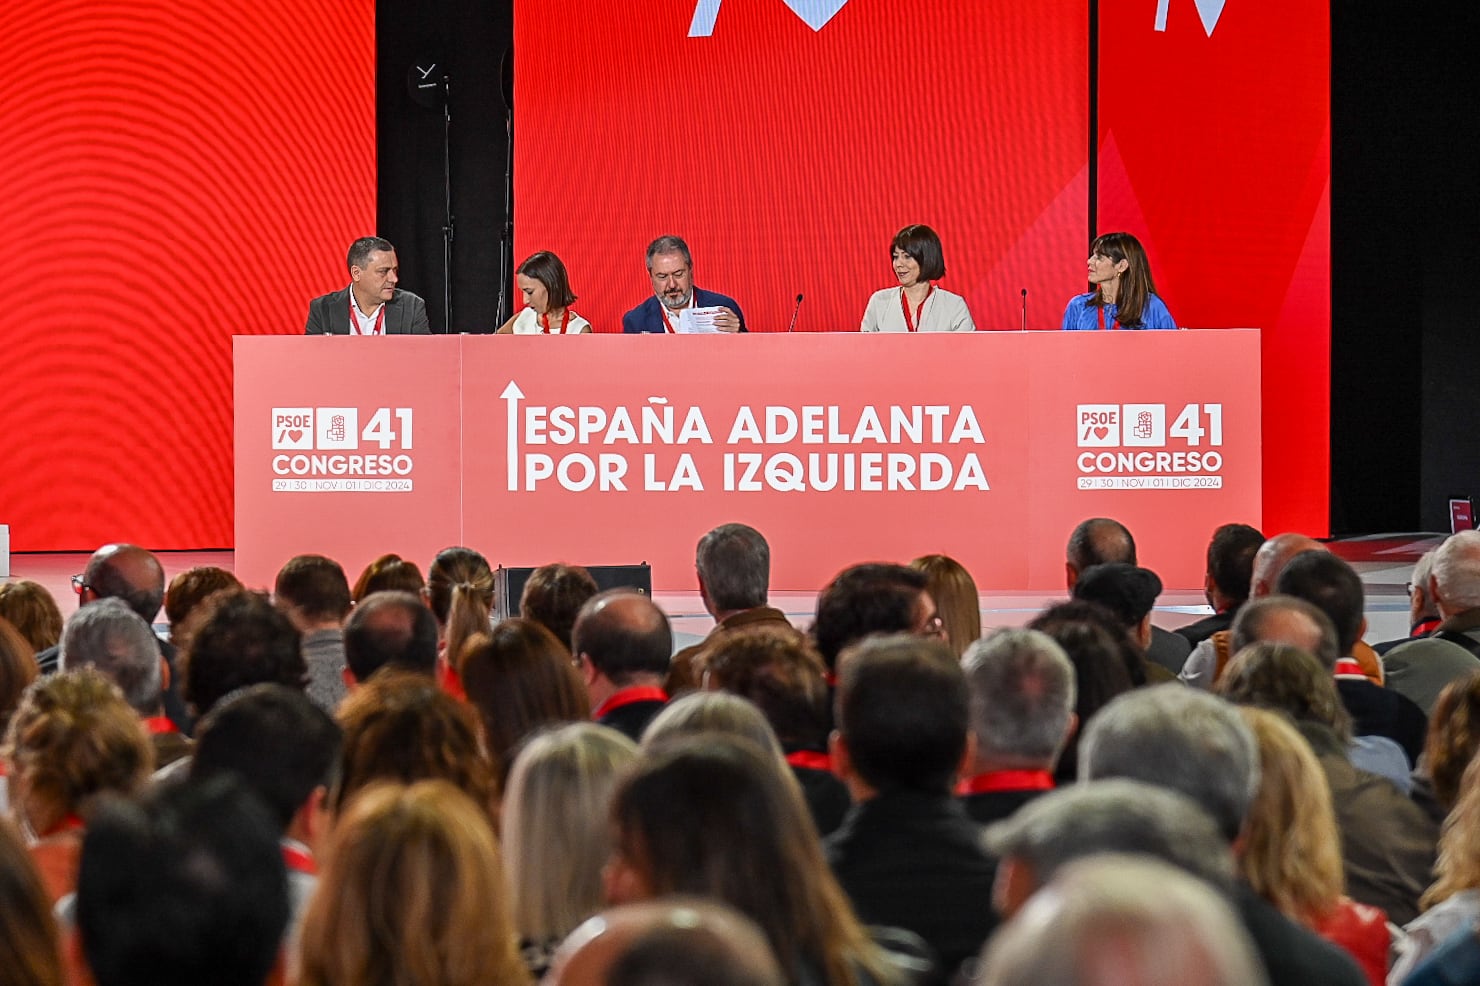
[{"xmin": 678, "ymin": 306, "xmax": 726, "ymax": 334}]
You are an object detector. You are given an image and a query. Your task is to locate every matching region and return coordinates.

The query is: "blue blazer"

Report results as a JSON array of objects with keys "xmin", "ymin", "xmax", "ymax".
[{"xmin": 622, "ymin": 288, "xmax": 748, "ymax": 333}]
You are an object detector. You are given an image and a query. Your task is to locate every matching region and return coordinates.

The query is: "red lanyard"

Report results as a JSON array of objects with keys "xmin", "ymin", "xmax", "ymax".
[
  {"xmin": 142, "ymin": 715, "xmax": 178, "ymax": 735},
  {"xmin": 900, "ymin": 285, "xmax": 934, "ymax": 332},
  {"xmin": 1097, "ymin": 304, "xmax": 1118, "ymax": 331},
  {"xmin": 541, "ymin": 309, "xmax": 571, "ymax": 334},
  {"xmin": 281, "ymin": 842, "xmax": 316, "ymax": 876},
  {"xmin": 785, "ymin": 750, "xmax": 832, "ymax": 771},
  {"xmin": 595, "ymin": 686, "xmax": 668, "ymax": 719},
  {"xmin": 956, "ymin": 769, "xmax": 1055, "ymax": 796},
  {"xmin": 350, "ymin": 295, "xmax": 387, "ymax": 335}
]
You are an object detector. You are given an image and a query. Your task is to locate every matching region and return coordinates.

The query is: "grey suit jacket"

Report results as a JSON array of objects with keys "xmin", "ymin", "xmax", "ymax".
[{"xmin": 304, "ymin": 285, "xmax": 432, "ymax": 335}]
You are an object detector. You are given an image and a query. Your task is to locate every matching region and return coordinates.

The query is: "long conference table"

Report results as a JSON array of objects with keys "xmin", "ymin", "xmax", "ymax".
[{"xmin": 234, "ymin": 332, "xmax": 1261, "ymax": 592}]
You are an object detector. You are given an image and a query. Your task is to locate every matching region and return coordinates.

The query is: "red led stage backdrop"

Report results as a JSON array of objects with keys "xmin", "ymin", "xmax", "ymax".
[
  {"xmin": 1097, "ymin": 0, "xmax": 1331, "ymax": 535},
  {"xmin": 0, "ymin": 0, "xmax": 375, "ymax": 550},
  {"xmin": 512, "ymin": 0, "xmax": 1091, "ymax": 335}
]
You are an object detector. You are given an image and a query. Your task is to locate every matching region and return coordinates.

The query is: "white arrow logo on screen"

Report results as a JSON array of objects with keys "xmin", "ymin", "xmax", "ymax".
[
  {"xmin": 502, "ymin": 380, "xmax": 523, "ymax": 491},
  {"xmin": 1154, "ymin": 0, "xmax": 1228, "ymax": 36},
  {"xmin": 690, "ymin": 0, "xmax": 850, "ymax": 37}
]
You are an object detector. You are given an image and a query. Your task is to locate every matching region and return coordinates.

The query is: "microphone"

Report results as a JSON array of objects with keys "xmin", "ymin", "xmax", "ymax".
[
  {"xmin": 1020, "ymin": 288, "xmax": 1028, "ymax": 332},
  {"xmin": 787, "ymin": 293, "xmax": 804, "ymax": 332}
]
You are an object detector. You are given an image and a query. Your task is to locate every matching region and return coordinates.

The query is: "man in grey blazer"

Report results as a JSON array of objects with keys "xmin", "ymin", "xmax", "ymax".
[{"xmin": 304, "ymin": 236, "xmax": 432, "ymax": 335}]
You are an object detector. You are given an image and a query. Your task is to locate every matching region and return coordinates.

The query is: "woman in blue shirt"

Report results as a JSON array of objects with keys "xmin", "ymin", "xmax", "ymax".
[{"xmin": 1061, "ymin": 232, "xmax": 1177, "ymax": 330}]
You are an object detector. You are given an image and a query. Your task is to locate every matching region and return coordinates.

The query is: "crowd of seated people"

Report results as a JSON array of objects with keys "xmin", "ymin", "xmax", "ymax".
[{"xmin": 6, "ymin": 522, "xmax": 1480, "ymax": 986}]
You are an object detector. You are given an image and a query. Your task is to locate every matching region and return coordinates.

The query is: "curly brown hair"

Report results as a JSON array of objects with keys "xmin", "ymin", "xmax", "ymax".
[{"xmin": 0, "ymin": 580, "xmax": 63, "ymax": 654}]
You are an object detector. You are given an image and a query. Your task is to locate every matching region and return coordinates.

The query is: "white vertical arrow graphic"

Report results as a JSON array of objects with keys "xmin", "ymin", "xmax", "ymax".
[
  {"xmin": 1155, "ymin": 0, "xmax": 1229, "ymax": 36},
  {"xmin": 690, "ymin": 0, "xmax": 851, "ymax": 37},
  {"xmin": 501, "ymin": 381, "xmax": 523, "ymax": 491}
]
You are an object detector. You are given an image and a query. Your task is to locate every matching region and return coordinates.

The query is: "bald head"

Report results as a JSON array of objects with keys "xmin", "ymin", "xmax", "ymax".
[
  {"xmin": 572, "ymin": 590, "xmax": 672, "ymax": 686},
  {"xmin": 549, "ymin": 900, "xmax": 783, "ymax": 986},
  {"xmin": 1229, "ymin": 595, "xmax": 1339, "ymax": 669},
  {"xmin": 1065, "ymin": 519, "xmax": 1136, "ymax": 588},
  {"xmin": 342, "ymin": 590, "xmax": 439, "ymax": 682},
  {"xmin": 83, "ymin": 544, "xmax": 166, "ymax": 622},
  {"xmin": 1248, "ymin": 534, "xmax": 1324, "ymax": 599}
]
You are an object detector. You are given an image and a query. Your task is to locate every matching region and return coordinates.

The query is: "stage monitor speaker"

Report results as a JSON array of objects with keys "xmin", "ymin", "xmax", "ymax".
[{"xmin": 494, "ymin": 564, "xmax": 652, "ymax": 621}]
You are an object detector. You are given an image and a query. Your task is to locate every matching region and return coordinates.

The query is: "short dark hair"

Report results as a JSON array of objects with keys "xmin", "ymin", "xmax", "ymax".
[
  {"xmin": 517, "ymin": 251, "xmax": 578, "ymax": 308},
  {"xmin": 1207, "ymin": 524, "xmax": 1264, "ymax": 606},
  {"xmin": 164, "ymin": 567, "xmax": 241, "ymax": 640},
  {"xmin": 696, "ymin": 524, "xmax": 770, "ymax": 612},
  {"xmin": 891, "ymin": 224, "xmax": 946, "ymax": 281},
  {"xmin": 811, "ymin": 563, "xmax": 928, "ymax": 672},
  {"xmin": 342, "ymin": 590, "xmax": 440, "ymax": 681},
  {"xmin": 1066, "ymin": 518, "xmax": 1137, "ymax": 573},
  {"xmin": 191, "ymin": 684, "xmax": 342, "ymax": 832},
  {"xmin": 85, "ymin": 546, "xmax": 165, "ymax": 623},
  {"xmin": 572, "ymin": 590, "xmax": 672, "ymax": 686},
  {"xmin": 274, "ymin": 554, "xmax": 352, "ymax": 623},
  {"xmin": 346, "ymin": 236, "xmax": 395, "ymax": 272},
  {"xmin": 77, "ymin": 775, "xmax": 288, "ymax": 986},
  {"xmin": 183, "ymin": 591, "xmax": 306, "ymax": 717},
  {"xmin": 520, "ymin": 563, "xmax": 600, "ymax": 651},
  {"xmin": 646, "ymin": 235, "xmax": 692, "ymax": 269},
  {"xmin": 835, "ymin": 635, "xmax": 968, "ymax": 794},
  {"xmin": 1274, "ymin": 551, "xmax": 1365, "ymax": 654},
  {"xmin": 1071, "ymin": 563, "xmax": 1163, "ymax": 629},
  {"xmin": 704, "ymin": 627, "xmax": 830, "ymax": 751}
]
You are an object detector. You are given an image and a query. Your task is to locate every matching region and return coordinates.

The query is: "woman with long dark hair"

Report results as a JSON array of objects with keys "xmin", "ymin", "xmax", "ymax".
[{"xmin": 1061, "ymin": 231, "xmax": 1176, "ymax": 330}]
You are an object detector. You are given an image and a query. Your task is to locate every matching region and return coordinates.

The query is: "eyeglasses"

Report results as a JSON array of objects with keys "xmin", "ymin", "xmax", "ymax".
[
  {"xmin": 1405, "ymin": 581, "xmax": 1416, "ymax": 597},
  {"xmin": 917, "ymin": 615, "xmax": 946, "ymax": 639},
  {"xmin": 71, "ymin": 574, "xmax": 93, "ymax": 595}
]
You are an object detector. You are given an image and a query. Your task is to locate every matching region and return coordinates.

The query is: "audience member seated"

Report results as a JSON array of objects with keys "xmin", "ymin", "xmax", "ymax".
[
  {"xmin": 1415, "ymin": 672, "xmax": 1480, "ymax": 823},
  {"xmin": 424, "ymin": 545, "xmax": 495, "ymax": 671},
  {"xmin": 958, "ymin": 628, "xmax": 1076, "ymax": 825},
  {"xmin": 0, "ymin": 814, "xmax": 63, "ymax": 986},
  {"xmin": 76, "ymin": 776, "xmax": 287, "ymax": 986},
  {"xmin": 298, "ymin": 780, "xmax": 526, "ymax": 986},
  {"xmin": 572, "ymin": 589, "xmax": 672, "ymax": 741},
  {"xmin": 1176, "ymin": 522, "xmax": 1265, "ymax": 648},
  {"xmin": 607, "ymin": 735, "xmax": 904, "ymax": 986},
  {"xmin": 1025, "ymin": 603, "xmax": 1135, "ymax": 783},
  {"xmin": 0, "ymin": 618, "xmax": 37, "ymax": 746},
  {"xmin": 273, "ymin": 554, "xmax": 353, "ymax": 711},
  {"xmin": 811, "ymin": 563, "xmax": 943, "ymax": 677},
  {"xmin": 349, "ymin": 552, "xmax": 425, "ymax": 603},
  {"xmin": 1374, "ymin": 546, "xmax": 1442, "ymax": 655},
  {"xmin": 1384, "ymin": 533, "xmax": 1480, "ymax": 713},
  {"xmin": 910, "ymin": 554, "xmax": 981, "ymax": 659},
  {"xmin": 1217, "ymin": 642, "xmax": 1437, "ymax": 926},
  {"xmin": 162, "ymin": 564, "xmax": 241, "ymax": 651},
  {"xmin": 1070, "ymin": 563, "xmax": 1179, "ymax": 683},
  {"xmin": 824, "ymin": 635, "xmax": 996, "ymax": 983},
  {"xmin": 3, "ymin": 668, "xmax": 152, "ymax": 902},
  {"xmin": 183, "ymin": 590, "xmax": 307, "ymax": 721},
  {"xmin": 59, "ymin": 597, "xmax": 190, "ymax": 768},
  {"xmin": 0, "ymin": 579, "xmax": 63, "ymax": 656},
  {"xmin": 1078, "ymin": 684, "xmax": 1367, "ymax": 986},
  {"xmin": 702, "ymin": 626, "xmax": 850, "ymax": 835},
  {"xmin": 1064, "ymin": 517, "xmax": 1189, "ymax": 673},
  {"xmin": 977, "ymin": 855, "xmax": 1266, "ymax": 986},
  {"xmin": 641, "ymin": 691, "xmax": 788, "ymax": 757},
  {"xmin": 459, "ymin": 620, "xmax": 589, "ymax": 788},
  {"xmin": 520, "ymin": 562, "xmax": 600, "ymax": 652},
  {"xmin": 502, "ymin": 723, "xmax": 639, "ymax": 979},
  {"xmin": 332, "ymin": 669, "xmax": 492, "ymax": 817},
  {"xmin": 670, "ymin": 523, "xmax": 795, "ymax": 692},
  {"xmin": 1237, "ymin": 707, "xmax": 1387, "ymax": 985},
  {"xmin": 342, "ymin": 589, "xmax": 440, "ymax": 685}
]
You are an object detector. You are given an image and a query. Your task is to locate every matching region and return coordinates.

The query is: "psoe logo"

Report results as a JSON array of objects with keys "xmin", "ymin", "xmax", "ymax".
[
  {"xmin": 271, "ymin": 408, "xmax": 363, "ymax": 450},
  {"xmin": 690, "ymin": 0, "xmax": 850, "ymax": 37},
  {"xmin": 1155, "ymin": 0, "xmax": 1228, "ymax": 37}
]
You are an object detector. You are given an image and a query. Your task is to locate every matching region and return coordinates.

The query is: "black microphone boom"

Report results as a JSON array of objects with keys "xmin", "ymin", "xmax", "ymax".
[
  {"xmin": 1020, "ymin": 288, "xmax": 1028, "ymax": 332},
  {"xmin": 787, "ymin": 293, "xmax": 804, "ymax": 332}
]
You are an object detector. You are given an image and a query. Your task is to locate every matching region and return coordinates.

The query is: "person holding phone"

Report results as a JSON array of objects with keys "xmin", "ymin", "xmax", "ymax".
[{"xmin": 1061, "ymin": 232, "xmax": 1177, "ymax": 330}]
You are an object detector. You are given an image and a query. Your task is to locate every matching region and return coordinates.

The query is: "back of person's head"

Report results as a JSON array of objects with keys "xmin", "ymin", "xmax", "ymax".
[
  {"xmin": 697, "ymin": 523, "xmax": 771, "ymax": 613},
  {"xmin": 811, "ymin": 562, "xmax": 930, "ymax": 671},
  {"xmin": 641, "ymin": 691, "xmax": 785, "ymax": 758},
  {"xmin": 183, "ymin": 590, "xmax": 305, "ymax": 718},
  {"xmin": 1207, "ymin": 523, "xmax": 1265, "ymax": 608},
  {"xmin": 3, "ymin": 669, "xmax": 154, "ymax": 830},
  {"xmin": 77, "ymin": 775, "xmax": 288, "ymax": 986},
  {"xmin": 273, "ymin": 554, "xmax": 352, "ymax": 627},
  {"xmin": 1070, "ymin": 563, "xmax": 1163, "ymax": 630},
  {"xmin": 503, "ymin": 723, "xmax": 640, "ymax": 943},
  {"xmin": 1423, "ymin": 754, "xmax": 1480, "ymax": 911},
  {"xmin": 163, "ymin": 566, "xmax": 241, "ymax": 649},
  {"xmin": 1229, "ymin": 595, "xmax": 1340, "ymax": 668},
  {"xmin": 835, "ymin": 634, "xmax": 967, "ymax": 795},
  {"xmin": 0, "ymin": 618, "xmax": 38, "ymax": 738},
  {"xmin": 0, "ymin": 816, "xmax": 63, "ymax": 986},
  {"xmin": 191, "ymin": 684, "xmax": 342, "ymax": 832},
  {"xmin": 704, "ymin": 627, "xmax": 830, "ymax": 751},
  {"xmin": 977, "ymin": 855, "xmax": 1266, "ymax": 986},
  {"xmin": 1432, "ymin": 530, "xmax": 1480, "ymax": 614},
  {"xmin": 1066, "ymin": 518, "xmax": 1137, "ymax": 574},
  {"xmin": 572, "ymin": 589, "xmax": 672, "ymax": 686},
  {"xmin": 1079, "ymin": 685, "xmax": 1259, "ymax": 843},
  {"xmin": 982, "ymin": 780, "xmax": 1235, "ymax": 905},
  {"xmin": 458, "ymin": 620, "xmax": 589, "ymax": 779},
  {"xmin": 521, "ymin": 563, "xmax": 601, "ymax": 651},
  {"xmin": 1217, "ymin": 642, "xmax": 1354, "ymax": 741},
  {"xmin": 59, "ymin": 598, "xmax": 162, "ymax": 714},
  {"xmin": 342, "ymin": 590, "xmax": 439, "ymax": 681},
  {"xmin": 350, "ymin": 553, "xmax": 425, "ymax": 603},
  {"xmin": 1426, "ymin": 671, "xmax": 1480, "ymax": 811},
  {"xmin": 425, "ymin": 546, "xmax": 494, "ymax": 664},
  {"xmin": 0, "ymin": 579, "xmax": 64, "ymax": 653},
  {"xmin": 299, "ymin": 780, "xmax": 524, "ymax": 986},
  {"xmin": 1026, "ymin": 603, "xmax": 1137, "ymax": 779},
  {"xmin": 1235, "ymin": 707, "xmax": 1344, "ymax": 924},
  {"xmin": 910, "ymin": 553, "xmax": 982, "ymax": 658},
  {"xmin": 1273, "ymin": 551, "xmax": 1365, "ymax": 655},
  {"xmin": 333, "ymin": 669, "xmax": 491, "ymax": 814},
  {"xmin": 84, "ymin": 543, "xmax": 166, "ymax": 622},
  {"xmin": 962, "ymin": 628, "xmax": 1076, "ymax": 766}
]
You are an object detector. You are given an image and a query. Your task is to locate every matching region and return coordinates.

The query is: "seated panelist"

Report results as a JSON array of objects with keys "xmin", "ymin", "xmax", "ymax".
[
  {"xmin": 305, "ymin": 236, "xmax": 431, "ymax": 335},
  {"xmin": 622, "ymin": 236, "xmax": 746, "ymax": 333},
  {"xmin": 1061, "ymin": 231, "xmax": 1177, "ymax": 330},
  {"xmin": 497, "ymin": 251, "xmax": 591, "ymax": 334},
  {"xmin": 860, "ymin": 224, "xmax": 975, "ymax": 333}
]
